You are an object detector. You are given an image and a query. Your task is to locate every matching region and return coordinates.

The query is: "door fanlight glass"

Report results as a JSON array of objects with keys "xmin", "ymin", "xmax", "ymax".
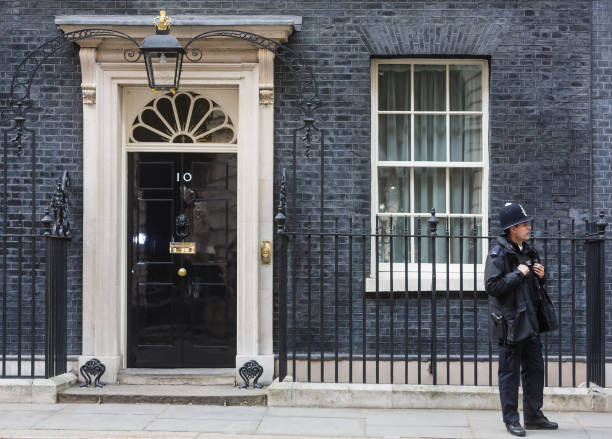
[{"xmin": 130, "ymin": 91, "xmax": 237, "ymax": 144}]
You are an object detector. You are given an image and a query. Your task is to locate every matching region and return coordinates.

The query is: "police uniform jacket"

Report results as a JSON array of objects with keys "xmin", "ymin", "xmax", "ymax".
[{"xmin": 485, "ymin": 236, "xmax": 545, "ymax": 344}]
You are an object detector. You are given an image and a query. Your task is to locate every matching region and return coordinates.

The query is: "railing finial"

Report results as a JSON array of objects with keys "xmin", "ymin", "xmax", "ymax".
[
  {"xmin": 42, "ymin": 171, "xmax": 71, "ymax": 237},
  {"xmin": 597, "ymin": 210, "xmax": 608, "ymax": 235}
]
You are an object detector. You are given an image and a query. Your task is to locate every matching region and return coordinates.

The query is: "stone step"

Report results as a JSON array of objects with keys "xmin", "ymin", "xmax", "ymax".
[
  {"xmin": 58, "ymin": 384, "xmax": 267, "ymax": 406},
  {"xmin": 118, "ymin": 368, "xmax": 235, "ymax": 385}
]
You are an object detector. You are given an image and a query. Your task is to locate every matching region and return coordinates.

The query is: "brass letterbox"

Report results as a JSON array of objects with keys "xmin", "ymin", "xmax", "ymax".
[{"xmin": 169, "ymin": 242, "xmax": 196, "ymax": 254}]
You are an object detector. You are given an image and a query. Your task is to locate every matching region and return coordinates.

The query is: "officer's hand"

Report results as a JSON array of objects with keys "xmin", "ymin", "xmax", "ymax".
[
  {"xmin": 532, "ymin": 263, "xmax": 545, "ymax": 279},
  {"xmin": 517, "ymin": 264, "xmax": 530, "ymax": 276}
]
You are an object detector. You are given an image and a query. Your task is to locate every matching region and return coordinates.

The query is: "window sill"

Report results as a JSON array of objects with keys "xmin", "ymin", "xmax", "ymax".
[{"xmin": 365, "ymin": 272, "xmax": 485, "ymax": 293}]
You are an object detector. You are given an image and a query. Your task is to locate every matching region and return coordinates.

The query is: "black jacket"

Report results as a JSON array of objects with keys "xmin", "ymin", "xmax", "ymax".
[{"xmin": 485, "ymin": 236, "xmax": 545, "ymax": 344}]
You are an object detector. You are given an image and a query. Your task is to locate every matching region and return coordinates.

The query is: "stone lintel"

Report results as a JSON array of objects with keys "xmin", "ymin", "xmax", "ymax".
[{"xmin": 55, "ymin": 15, "xmax": 301, "ymax": 49}]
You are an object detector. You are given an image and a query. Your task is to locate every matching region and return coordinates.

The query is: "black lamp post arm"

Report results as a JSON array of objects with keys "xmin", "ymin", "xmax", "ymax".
[
  {"xmin": 8, "ymin": 29, "xmax": 141, "ymax": 112},
  {"xmin": 182, "ymin": 29, "xmax": 319, "ymax": 106}
]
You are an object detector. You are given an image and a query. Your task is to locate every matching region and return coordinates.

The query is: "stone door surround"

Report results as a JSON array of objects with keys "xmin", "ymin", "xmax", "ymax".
[{"xmin": 55, "ymin": 15, "xmax": 302, "ymax": 384}]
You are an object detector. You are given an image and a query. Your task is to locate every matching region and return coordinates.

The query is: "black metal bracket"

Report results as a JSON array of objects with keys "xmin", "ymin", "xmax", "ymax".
[
  {"xmin": 239, "ymin": 360, "xmax": 264, "ymax": 389},
  {"xmin": 79, "ymin": 358, "xmax": 106, "ymax": 388},
  {"xmin": 8, "ymin": 29, "xmax": 140, "ymax": 116},
  {"xmin": 183, "ymin": 29, "xmax": 318, "ymax": 101},
  {"xmin": 182, "ymin": 29, "xmax": 320, "ymax": 159},
  {"xmin": 2, "ymin": 29, "xmax": 140, "ymax": 153}
]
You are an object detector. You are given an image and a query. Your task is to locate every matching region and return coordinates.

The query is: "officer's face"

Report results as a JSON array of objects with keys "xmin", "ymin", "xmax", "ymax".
[{"xmin": 510, "ymin": 222, "xmax": 531, "ymax": 243}]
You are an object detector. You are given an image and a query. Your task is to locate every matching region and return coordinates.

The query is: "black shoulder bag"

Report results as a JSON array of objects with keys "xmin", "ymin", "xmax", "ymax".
[
  {"xmin": 531, "ymin": 251, "xmax": 559, "ymax": 332},
  {"xmin": 537, "ymin": 284, "xmax": 558, "ymax": 332}
]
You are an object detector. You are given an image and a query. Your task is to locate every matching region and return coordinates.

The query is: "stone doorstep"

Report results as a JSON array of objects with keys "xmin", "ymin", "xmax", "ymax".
[
  {"xmin": 267, "ymin": 379, "xmax": 612, "ymax": 412},
  {"xmin": 0, "ymin": 373, "xmax": 77, "ymax": 404},
  {"xmin": 118, "ymin": 368, "xmax": 236, "ymax": 386},
  {"xmin": 58, "ymin": 383, "xmax": 267, "ymax": 406}
]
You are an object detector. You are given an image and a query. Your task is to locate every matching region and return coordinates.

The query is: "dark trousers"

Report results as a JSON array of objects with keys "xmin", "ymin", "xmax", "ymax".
[{"xmin": 498, "ymin": 336, "xmax": 544, "ymax": 424}]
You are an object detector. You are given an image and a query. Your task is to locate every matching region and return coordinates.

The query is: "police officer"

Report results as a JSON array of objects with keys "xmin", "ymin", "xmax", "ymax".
[{"xmin": 485, "ymin": 203, "xmax": 559, "ymax": 436}]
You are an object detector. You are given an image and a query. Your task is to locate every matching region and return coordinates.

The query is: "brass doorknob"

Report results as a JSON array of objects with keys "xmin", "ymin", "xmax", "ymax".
[{"xmin": 178, "ymin": 267, "xmax": 187, "ymax": 277}]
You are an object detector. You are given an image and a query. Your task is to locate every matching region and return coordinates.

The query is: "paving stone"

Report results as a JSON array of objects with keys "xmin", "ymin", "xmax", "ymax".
[
  {"xmin": 585, "ymin": 428, "xmax": 612, "ymax": 439},
  {"xmin": 267, "ymin": 406, "xmax": 367, "ymax": 418},
  {"xmin": 145, "ymin": 418, "xmax": 261, "ymax": 434},
  {"xmin": 367, "ymin": 408, "xmax": 469, "ymax": 426},
  {"xmin": 366, "ymin": 424, "xmax": 472, "ymax": 438},
  {"xmin": 159, "ymin": 404, "xmax": 267, "ymax": 420},
  {"xmin": 59, "ymin": 403, "xmax": 169, "ymax": 415},
  {"xmin": 0, "ymin": 405, "xmax": 612, "ymax": 438},
  {"xmin": 0, "ymin": 410, "xmax": 57, "ymax": 429},
  {"xmin": 574, "ymin": 411, "xmax": 612, "ymax": 428},
  {"xmin": 0, "ymin": 431, "xmax": 198, "ymax": 438},
  {"xmin": 470, "ymin": 419, "xmax": 589, "ymax": 439},
  {"xmin": 33, "ymin": 413, "xmax": 156, "ymax": 431},
  {"xmin": 257, "ymin": 415, "xmax": 365, "ymax": 437}
]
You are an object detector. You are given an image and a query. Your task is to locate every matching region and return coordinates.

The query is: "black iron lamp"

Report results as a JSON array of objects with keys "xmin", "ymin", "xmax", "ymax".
[{"xmin": 139, "ymin": 11, "xmax": 184, "ymax": 93}]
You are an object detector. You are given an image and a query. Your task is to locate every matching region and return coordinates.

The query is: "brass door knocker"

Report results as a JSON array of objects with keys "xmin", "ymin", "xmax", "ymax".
[{"xmin": 175, "ymin": 213, "xmax": 189, "ymax": 238}]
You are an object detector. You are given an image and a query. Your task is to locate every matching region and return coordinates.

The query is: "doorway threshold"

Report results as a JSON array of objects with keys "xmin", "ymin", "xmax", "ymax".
[
  {"xmin": 119, "ymin": 368, "xmax": 235, "ymax": 386},
  {"xmin": 59, "ymin": 383, "xmax": 267, "ymax": 406}
]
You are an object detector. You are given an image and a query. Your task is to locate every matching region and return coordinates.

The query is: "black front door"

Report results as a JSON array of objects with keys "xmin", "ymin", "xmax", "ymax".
[{"xmin": 127, "ymin": 152, "xmax": 237, "ymax": 368}]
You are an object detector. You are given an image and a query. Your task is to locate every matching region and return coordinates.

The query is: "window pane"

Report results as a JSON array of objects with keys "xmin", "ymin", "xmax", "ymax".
[
  {"xmin": 414, "ymin": 65, "xmax": 445, "ymax": 111},
  {"xmin": 415, "ymin": 217, "xmax": 447, "ymax": 263},
  {"xmin": 450, "ymin": 168, "xmax": 483, "ymax": 214},
  {"xmin": 414, "ymin": 115, "xmax": 446, "ymax": 161},
  {"xmin": 378, "ymin": 115, "xmax": 410, "ymax": 161},
  {"xmin": 450, "ymin": 115, "xmax": 482, "ymax": 162},
  {"xmin": 450, "ymin": 65, "xmax": 482, "ymax": 111},
  {"xmin": 414, "ymin": 168, "xmax": 446, "ymax": 213},
  {"xmin": 377, "ymin": 215, "xmax": 410, "ymax": 264},
  {"xmin": 449, "ymin": 218, "xmax": 482, "ymax": 264},
  {"xmin": 378, "ymin": 168, "xmax": 410, "ymax": 213},
  {"xmin": 378, "ymin": 64, "xmax": 411, "ymax": 111}
]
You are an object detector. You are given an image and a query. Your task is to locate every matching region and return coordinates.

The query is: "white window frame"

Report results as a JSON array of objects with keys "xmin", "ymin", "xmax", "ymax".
[{"xmin": 370, "ymin": 58, "xmax": 489, "ymax": 283}]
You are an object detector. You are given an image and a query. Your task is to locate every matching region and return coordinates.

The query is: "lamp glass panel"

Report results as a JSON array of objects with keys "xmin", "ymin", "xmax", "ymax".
[{"xmin": 146, "ymin": 51, "xmax": 179, "ymax": 88}]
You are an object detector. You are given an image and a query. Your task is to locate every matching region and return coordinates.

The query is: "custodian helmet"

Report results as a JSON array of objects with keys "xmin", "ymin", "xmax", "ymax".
[{"xmin": 499, "ymin": 202, "xmax": 532, "ymax": 231}]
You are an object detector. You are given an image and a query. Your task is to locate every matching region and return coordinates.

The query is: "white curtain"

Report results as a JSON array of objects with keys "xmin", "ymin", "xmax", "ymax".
[
  {"xmin": 378, "ymin": 65, "xmax": 410, "ymax": 161},
  {"xmin": 414, "ymin": 65, "xmax": 446, "ymax": 218}
]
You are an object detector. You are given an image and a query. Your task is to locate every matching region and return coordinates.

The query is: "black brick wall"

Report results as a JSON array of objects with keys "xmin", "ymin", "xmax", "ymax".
[
  {"xmin": 0, "ymin": 1, "xmax": 608, "ymax": 360},
  {"xmin": 592, "ymin": 0, "xmax": 612, "ymax": 357}
]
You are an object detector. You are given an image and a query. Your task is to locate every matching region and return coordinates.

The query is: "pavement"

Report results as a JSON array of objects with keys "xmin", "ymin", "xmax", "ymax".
[{"xmin": 0, "ymin": 404, "xmax": 610, "ymax": 439}]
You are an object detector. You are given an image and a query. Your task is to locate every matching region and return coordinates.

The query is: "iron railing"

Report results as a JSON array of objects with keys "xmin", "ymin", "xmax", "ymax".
[
  {"xmin": 0, "ymin": 173, "xmax": 71, "ymax": 378},
  {"xmin": 276, "ymin": 210, "xmax": 609, "ymax": 387}
]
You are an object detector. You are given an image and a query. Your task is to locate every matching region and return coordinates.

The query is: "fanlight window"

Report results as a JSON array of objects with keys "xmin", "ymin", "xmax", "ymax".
[{"xmin": 130, "ymin": 91, "xmax": 236, "ymax": 144}]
